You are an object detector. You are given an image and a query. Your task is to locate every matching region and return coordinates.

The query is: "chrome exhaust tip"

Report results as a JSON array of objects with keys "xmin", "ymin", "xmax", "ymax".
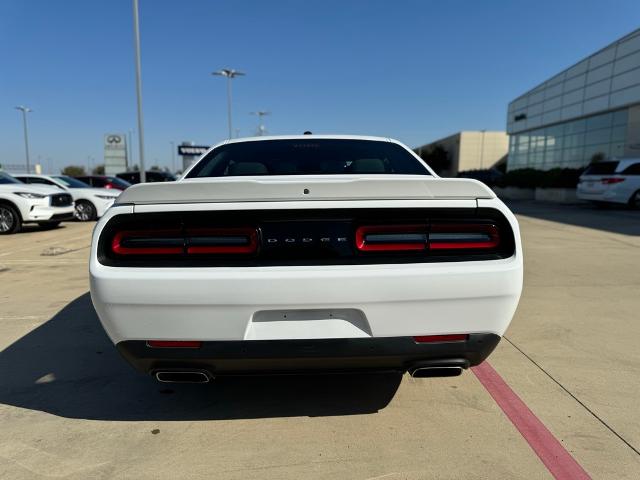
[
  {"xmin": 409, "ymin": 366, "xmax": 463, "ymax": 378},
  {"xmin": 154, "ymin": 370, "xmax": 211, "ymax": 383}
]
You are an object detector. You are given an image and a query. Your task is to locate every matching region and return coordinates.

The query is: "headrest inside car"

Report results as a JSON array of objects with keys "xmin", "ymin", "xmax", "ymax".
[
  {"xmin": 351, "ymin": 158, "xmax": 386, "ymax": 173},
  {"xmin": 228, "ymin": 162, "xmax": 269, "ymax": 176}
]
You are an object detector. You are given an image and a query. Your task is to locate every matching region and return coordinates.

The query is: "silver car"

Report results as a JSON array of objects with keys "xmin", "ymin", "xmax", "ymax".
[{"xmin": 577, "ymin": 158, "xmax": 640, "ymax": 208}]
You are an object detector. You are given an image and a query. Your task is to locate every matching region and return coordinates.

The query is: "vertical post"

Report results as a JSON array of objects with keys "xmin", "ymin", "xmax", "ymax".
[
  {"xmin": 132, "ymin": 0, "xmax": 146, "ymax": 183},
  {"xmin": 170, "ymin": 141, "xmax": 176, "ymax": 172},
  {"xmin": 226, "ymin": 76, "xmax": 233, "ymax": 139},
  {"xmin": 127, "ymin": 130, "xmax": 133, "ymax": 168},
  {"xmin": 21, "ymin": 109, "xmax": 31, "ymax": 173}
]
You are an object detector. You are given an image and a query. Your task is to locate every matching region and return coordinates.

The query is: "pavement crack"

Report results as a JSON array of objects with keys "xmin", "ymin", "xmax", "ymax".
[{"xmin": 503, "ymin": 335, "xmax": 640, "ymax": 457}]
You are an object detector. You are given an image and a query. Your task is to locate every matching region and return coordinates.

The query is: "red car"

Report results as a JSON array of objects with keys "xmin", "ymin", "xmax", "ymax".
[{"xmin": 74, "ymin": 175, "xmax": 132, "ymax": 191}]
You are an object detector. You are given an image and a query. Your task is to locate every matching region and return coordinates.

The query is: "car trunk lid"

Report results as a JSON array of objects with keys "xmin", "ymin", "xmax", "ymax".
[{"xmin": 116, "ymin": 175, "xmax": 495, "ymax": 205}]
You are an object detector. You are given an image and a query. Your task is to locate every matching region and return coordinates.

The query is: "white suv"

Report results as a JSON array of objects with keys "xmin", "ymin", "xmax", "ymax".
[
  {"xmin": 577, "ymin": 158, "xmax": 640, "ymax": 208},
  {"xmin": 14, "ymin": 174, "xmax": 120, "ymax": 221},
  {"xmin": 0, "ymin": 172, "xmax": 75, "ymax": 234}
]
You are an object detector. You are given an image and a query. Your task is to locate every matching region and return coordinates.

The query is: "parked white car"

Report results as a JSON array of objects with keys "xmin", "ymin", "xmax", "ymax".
[
  {"xmin": 0, "ymin": 172, "xmax": 74, "ymax": 234},
  {"xmin": 14, "ymin": 174, "xmax": 120, "ymax": 221},
  {"xmin": 90, "ymin": 135, "xmax": 523, "ymax": 383},
  {"xmin": 577, "ymin": 158, "xmax": 640, "ymax": 208}
]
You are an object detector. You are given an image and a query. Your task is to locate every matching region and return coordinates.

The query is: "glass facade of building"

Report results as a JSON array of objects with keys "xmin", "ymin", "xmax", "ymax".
[
  {"xmin": 508, "ymin": 109, "xmax": 628, "ymax": 170},
  {"xmin": 506, "ymin": 29, "xmax": 640, "ymax": 171}
]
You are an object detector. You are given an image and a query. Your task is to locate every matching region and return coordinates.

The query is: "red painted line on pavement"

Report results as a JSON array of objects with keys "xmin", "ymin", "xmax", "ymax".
[{"xmin": 472, "ymin": 362, "xmax": 591, "ymax": 480}]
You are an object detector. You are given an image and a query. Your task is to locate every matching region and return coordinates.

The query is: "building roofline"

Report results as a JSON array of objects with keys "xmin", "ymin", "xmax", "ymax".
[
  {"xmin": 414, "ymin": 131, "xmax": 507, "ymax": 150},
  {"xmin": 509, "ymin": 27, "xmax": 640, "ymax": 105}
]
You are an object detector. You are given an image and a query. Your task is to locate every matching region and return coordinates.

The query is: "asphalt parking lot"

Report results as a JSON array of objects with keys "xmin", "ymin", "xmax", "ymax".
[{"xmin": 1, "ymin": 202, "xmax": 639, "ymax": 479}]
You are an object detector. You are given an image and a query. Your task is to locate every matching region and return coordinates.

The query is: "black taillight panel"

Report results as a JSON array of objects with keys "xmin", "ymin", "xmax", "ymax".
[{"xmin": 98, "ymin": 208, "xmax": 515, "ymax": 267}]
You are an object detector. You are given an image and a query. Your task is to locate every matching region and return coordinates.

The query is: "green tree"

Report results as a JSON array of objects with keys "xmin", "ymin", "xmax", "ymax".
[
  {"xmin": 419, "ymin": 145, "xmax": 451, "ymax": 175},
  {"xmin": 92, "ymin": 164, "xmax": 105, "ymax": 175},
  {"xmin": 61, "ymin": 165, "xmax": 86, "ymax": 176}
]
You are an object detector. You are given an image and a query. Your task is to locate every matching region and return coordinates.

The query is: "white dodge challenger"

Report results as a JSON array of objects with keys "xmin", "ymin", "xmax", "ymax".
[{"xmin": 90, "ymin": 135, "xmax": 523, "ymax": 383}]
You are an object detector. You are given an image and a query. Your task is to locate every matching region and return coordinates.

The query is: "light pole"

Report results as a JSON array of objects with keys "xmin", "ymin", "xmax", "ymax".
[
  {"xmin": 132, "ymin": 0, "xmax": 146, "ymax": 182},
  {"xmin": 170, "ymin": 141, "xmax": 176, "ymax": 172},
  {"xmin": 127, "ymin": 129, "xmax": 134, "ymax": 168},
  {"xmin": 251, "ymin": 111, "xmax": 270, "ymax": 136},
  {"xmin": 212, "ymin": 68, "xmax": 245, "ymax": 139},
  {"xmin": 15, "ymin": 106, "xmax": 32, "ymax": 173}
]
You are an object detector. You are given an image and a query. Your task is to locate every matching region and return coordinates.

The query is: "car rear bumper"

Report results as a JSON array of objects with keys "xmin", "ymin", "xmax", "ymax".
[
  {"xmin": 116, "ymin": 333, "xmax": 501, "ymax": 375},
  {"xmin": 91, "ymin": 256, "xmax": 522, "ymax": 344},
  {"xmin": 577, "ymin": 186, "xmax": 627, "ymax": 204}
]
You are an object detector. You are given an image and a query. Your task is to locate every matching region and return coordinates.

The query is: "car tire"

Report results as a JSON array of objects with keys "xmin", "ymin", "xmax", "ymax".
[
  {"xmin": 38, "ymin": 221, "xmax": 61, "ymax": 230},
  {"xmin": 0, "ymin": 204, "xmax": 21, "ymax": 234},
  {"xmin": 74, "ymin": 200, "xmax": 97, "ymax": 221},
  {"xmin": 629, "ymin": 190, "xmax": 640, "ymax": 210}
]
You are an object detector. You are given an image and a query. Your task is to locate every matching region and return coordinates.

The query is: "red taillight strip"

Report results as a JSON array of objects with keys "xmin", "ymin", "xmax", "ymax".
[
  {"xmin": 429, "ymin": 223, "xmax": 499, "ymax": 250},
  {"xmin": 111, "ymin": 227, "xmax": 259, "ymax": 256},
  {"xmin": 355, "ymin": 224, "xmax": 427, "ymax": 251},
  {"xmin": 601, "ymin": 177, "xmax": 625, "ymax": 184},
  {"xmin": 413, "ymin": 334, "xmax": 469, "ymax": 343},
  {"xmin": 186, "ymin": 228, "xmax": 258, "ymax": 254},
  {"xmin": 111, "ymin": 230, "xmax": 184, "ymax": 255},
  {"xmin": 147, "ymin": 340, "xmax": 202, "ymax": 348}
]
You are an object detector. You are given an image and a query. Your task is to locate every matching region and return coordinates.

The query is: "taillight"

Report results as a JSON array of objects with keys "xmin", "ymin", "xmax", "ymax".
[
  {"xmin": 355, "ymin": 224, "xmax": 427, "ymax": 251},
  {"xmin": 186, "ymin": 228, "xmax": 258, "ymax": 254},
  {"xmin": 111, "ymin": 230, "xmax": 183, "ymax": 255},
  {"xmin": 105, "ymin": 183, "xmax": 114, "ymax": 189},
  {"xmin": 111, "ymin": 227, "xmax": 258, "ymax": 256},
  {"xmin": 355, "ymin": 223, "xmax": 499, "ymax": 252},
  {"xmin": 601, "ymin": 177, "xmax": 625, "ymax": 184},
  {"xmin": 429, "ymin": 223, "xmax": 499, "ymax": 250},
  {"xmin": 413, "ymin": 334, "xmax": 468, "ymax": 343}
]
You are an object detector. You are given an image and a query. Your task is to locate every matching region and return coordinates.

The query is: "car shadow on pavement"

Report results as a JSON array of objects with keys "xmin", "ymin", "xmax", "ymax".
[
  {"xmin": 0, "ymin": 293, "xmax": 401, "ymax": 421},
  {"xmin": 17, "ymin": 224, "xmax": 71, "ymax": 234},
  {"xmin": 505, "ymin": 200, "xmax": 640, "ymax": 236}
]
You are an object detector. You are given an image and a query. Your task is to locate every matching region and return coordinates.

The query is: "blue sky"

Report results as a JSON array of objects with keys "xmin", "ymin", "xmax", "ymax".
[{"xmin": 1, "ymin": 0, "xmax": 639, "ymax": 172}]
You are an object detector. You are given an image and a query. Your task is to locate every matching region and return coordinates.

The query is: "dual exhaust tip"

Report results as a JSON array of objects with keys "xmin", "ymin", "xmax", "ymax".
[
  {"xmin": 408, "ymin": 359, "xmax": 468, "ymax": 378},
  {"xmin": 155, "ymin": 370, "xmax": 211, "ymax": 383},
  {"xmin": 154, "ymin": 362, "xmax": 468, "ymax": 383}
]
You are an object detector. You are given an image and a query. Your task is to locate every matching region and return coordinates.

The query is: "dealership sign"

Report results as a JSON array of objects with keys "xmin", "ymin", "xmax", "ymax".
[
  {"xmin": 178, "ymin": 145, "xmax": 210, "ymax": 156},
  {"xmin": 104, "ymin": 133, "xmax": 127, "ymax": 176}
]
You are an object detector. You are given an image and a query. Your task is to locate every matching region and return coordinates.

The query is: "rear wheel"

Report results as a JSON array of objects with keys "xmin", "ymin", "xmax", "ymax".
[
  {"xmin": 74, "ymin": 200, "xmax": 96, "ymax": 221},
  {"xmin": 0, "ymin": 204, "xmax": 21, "ymax": 234},
  {"xmin": 38, "ymin": 221, "xmax": 61, "ymax": 230},
  {"xmin": 629, "ymin": 190, "xmax": 640, "ymax": 210}
]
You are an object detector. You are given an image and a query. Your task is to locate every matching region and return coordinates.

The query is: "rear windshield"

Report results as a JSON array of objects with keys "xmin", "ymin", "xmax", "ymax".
[
  {"xmin": 583, "ymin": 161, "xmax": 619, "ymax": 175},
  {"xmin": 186, "ymin": 139, "xmax": 430, "ymax": 178}
]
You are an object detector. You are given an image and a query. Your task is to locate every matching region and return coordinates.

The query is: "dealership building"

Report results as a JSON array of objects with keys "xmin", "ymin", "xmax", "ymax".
[
  {"xmin": 415, "ymin": 131, "xmax": 508, "ymax": 176},
  {"xmin": 507, "ymin": 28, "xmax": 640, "ymax": 171}
]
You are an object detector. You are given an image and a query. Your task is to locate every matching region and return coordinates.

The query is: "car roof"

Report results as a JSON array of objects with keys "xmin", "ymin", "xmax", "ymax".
[
  {"xmin": 223, "ymin": 134, "xmax": 393, "ymax": 145},
  {"xmin": 16, "ymin": 174, "xmax": 54, "ymax": 177}
]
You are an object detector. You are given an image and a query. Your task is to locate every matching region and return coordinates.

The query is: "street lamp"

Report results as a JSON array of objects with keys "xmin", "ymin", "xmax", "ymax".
[
  {"xmin": 251, "ymin": 111, "xmax": 270, "ymax": 136},
  {"xmin": 212, "ymin": 68, "xmax": 245, "ymax": 139},
  {"xmin": 15, "ymin": 106, "xmax": 32, "ymax": 173},
  {"xmin": 132, "ymin": 0, "xmax": 146, "ymax": 182}
]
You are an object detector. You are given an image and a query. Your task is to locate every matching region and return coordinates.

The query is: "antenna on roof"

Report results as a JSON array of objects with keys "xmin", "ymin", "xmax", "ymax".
[{"xmin": 303, "ymin": 131, "xmax": 312, "ymax": 135}]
